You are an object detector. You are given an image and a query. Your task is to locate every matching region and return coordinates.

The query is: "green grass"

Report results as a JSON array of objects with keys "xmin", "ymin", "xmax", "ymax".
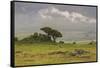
[{"xmin": 15, "ymin": 42, "xmax": 96, "ymax": 66}]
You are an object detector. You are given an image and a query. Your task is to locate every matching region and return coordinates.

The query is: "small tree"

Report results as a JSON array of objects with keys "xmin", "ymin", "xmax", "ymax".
[
  {"xmin": 73, "ymin": 42, "xmax": 76, "ymax": 44},
  {"xmin": 89, "ymin": 41, "xmax": 95, "ymax": 45},
  {"xmin": 38, "ymin": 33, "xmax": 51, "ymax": 42},
  {"xmin": 33, "ymin": 32, "xmax": 39, "ymax": 40}
]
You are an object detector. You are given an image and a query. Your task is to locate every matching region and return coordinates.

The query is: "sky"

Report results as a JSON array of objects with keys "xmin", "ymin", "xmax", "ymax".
[{"xmin": 15, "ymin": 2, "xmax": 97, "ymax": 41}]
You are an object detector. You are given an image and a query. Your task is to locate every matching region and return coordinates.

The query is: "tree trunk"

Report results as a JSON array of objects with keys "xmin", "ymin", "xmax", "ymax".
[{"xmin": 52, "ymin": 36, "xmax": 56, "ymax": 43}]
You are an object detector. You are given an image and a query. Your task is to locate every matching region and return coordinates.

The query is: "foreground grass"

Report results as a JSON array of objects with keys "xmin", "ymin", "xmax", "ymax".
[{"xmin": 15, "ymin": 42, "xmax": 96, "ymax": 66}]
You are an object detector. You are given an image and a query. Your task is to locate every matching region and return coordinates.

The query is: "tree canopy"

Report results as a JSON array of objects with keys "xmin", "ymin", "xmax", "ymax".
[{"xmin": 40, "ymin": 27, "xmax": 62, "ymax": 42}]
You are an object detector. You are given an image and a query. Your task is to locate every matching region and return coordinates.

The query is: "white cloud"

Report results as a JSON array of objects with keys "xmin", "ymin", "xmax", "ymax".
[
  {"xmin": 38, "ymin": 7, "xmax": 96, "ymax": 24},
  {"xmin": 38, "ymin": 8, "xmax": 52, "ymax": 19},
  {"xmin": 70, "ymin": 12, "xmax": 88, "ymax": 22},
  {"xmin": 39, "ymin": 12, "xmax": 52, "ymax": 19},
  {"xmin": 51, "ymin": 7, "xmax": 70, "ymax": 18},
  {"xmin": 88, "ymin": 18, "xmax": 96, "ymax": 23}
]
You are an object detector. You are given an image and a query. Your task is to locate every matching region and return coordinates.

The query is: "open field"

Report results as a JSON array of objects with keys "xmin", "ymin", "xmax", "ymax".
[{"xmin": 15, "ymin": 42, "xmax": 96, "ymax": 66}]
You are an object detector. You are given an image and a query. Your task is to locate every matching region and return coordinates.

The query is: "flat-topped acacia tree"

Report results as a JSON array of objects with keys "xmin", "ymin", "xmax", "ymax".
[{"xmin": 40, "ymin": 27, "xmax": 62, "ymax": 42}]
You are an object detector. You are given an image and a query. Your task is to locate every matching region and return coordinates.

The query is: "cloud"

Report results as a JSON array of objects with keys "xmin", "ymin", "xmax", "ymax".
[
  {"xmin": 88, "ymin": 18, "xmax": 96, "ymax": 23},
  {"xmin": 15, "ymin": 4, "xmax": 96, "ymax": 41},
  {"xmin": 51, "ymin": 7, "xmax": 70, "ymax": 19},
  {"xmin": 38, "ymin": 7, "xmax": 52, "ymax": 19},
  {"xmin": 38, "ymin": 7, "xmax": 96, "ymax": 23},
  {"xmin": 70, "ymin": 12, "xmax": 88, "ymax": 22}
]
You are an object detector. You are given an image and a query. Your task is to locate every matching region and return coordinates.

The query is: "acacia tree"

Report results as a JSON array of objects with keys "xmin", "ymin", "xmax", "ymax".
[
  {"xmin": 40, "ymin": 27, "xmax": 52, "ymax": 36},
  {"xmin": 40, "ymin": 27, "xmax": 62, "ymax": 42},
  {"xmin": 50, "ymin": 29, "xmax": 62, "ymax": 42}
]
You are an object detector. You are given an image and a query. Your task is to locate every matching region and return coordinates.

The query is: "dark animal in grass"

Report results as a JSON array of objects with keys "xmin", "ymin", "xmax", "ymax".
[
  {"xmin": 75, "ymin": 49, "xmax": 86, "ymax": 55},
  {"xmin": 69, "ymin": 49, "xmax": 89, "ymax": 56}
]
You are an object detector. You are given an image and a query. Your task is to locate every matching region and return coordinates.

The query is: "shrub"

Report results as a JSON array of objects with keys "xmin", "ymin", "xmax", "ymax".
[
  {"xmin": 15, "ymin": 37, "xmax": 18, "ymax": 41},
  {"xmin": 73, "ymin": 42, "xmax": 76, "ymax": 44},
  {"xmin": 59, "ymin": 41, "xmax": 64, "ymax": 44},
  {"xmin": 89, "ymin": 41, "xmax": 95, "ymax": 45}
]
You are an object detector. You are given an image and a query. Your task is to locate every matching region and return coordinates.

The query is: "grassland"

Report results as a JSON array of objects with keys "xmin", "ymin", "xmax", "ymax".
[{"xmin": 15, "ymin": 42, "xmax": 96, "ymax": 66}]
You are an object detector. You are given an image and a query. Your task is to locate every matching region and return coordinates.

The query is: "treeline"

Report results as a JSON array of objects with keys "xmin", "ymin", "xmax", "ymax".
[
  {"xmin": 15, "ymin": 27, "xmax": 62, "ymax": 43},
  {"xmin": 20, "ymin": 32, "xmax": 51, "ymax": 43}
]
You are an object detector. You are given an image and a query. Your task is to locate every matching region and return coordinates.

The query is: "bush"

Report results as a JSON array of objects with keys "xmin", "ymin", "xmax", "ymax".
[
  {"xmin": 59, "ymin": 41, "xmax": 64, "ymax": 44},
  {"xmin": 19, "ymin": 33, "xmax": 52, "ymax": 43},
  {"xmin": 15, "ymin": 37, "xmax": 18, "ymax": 41},
  {"xmin": 89, "ymin": 41, "xmax": 95, "ymax": 45},
  {"xmin": 73, "ymin": 42, "xmax": 76, "ymax": 44}
]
